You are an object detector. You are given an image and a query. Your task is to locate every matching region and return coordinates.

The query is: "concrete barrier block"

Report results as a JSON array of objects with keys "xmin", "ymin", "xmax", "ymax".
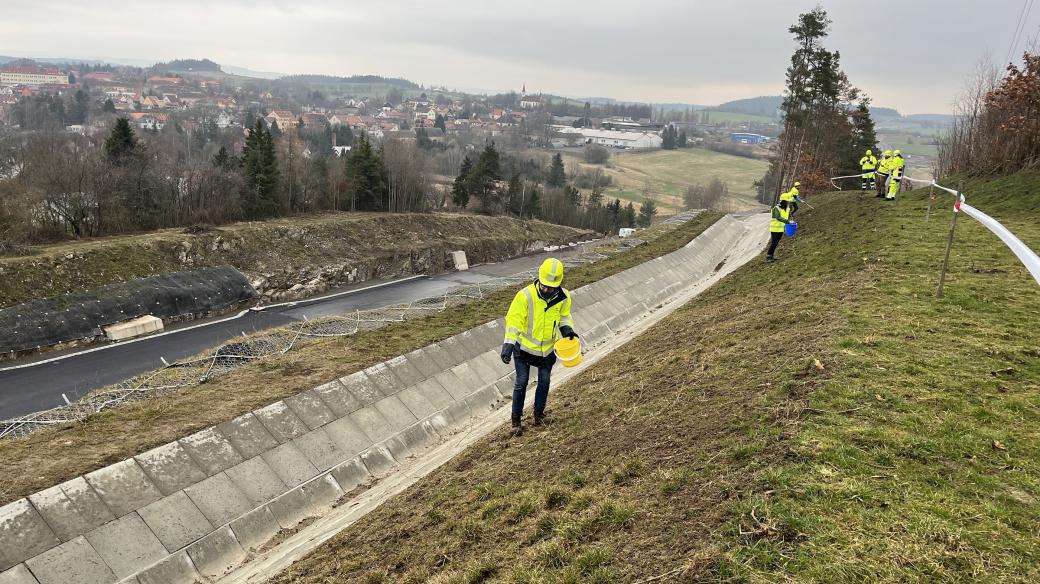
[
  {"xmin": 403, "ymin": 347, "xmax": 442, "ymax": 379},
  {"xmin": 431, "ymin": 369, "xmax": 466, "ymax": 401},
  {"xmin": 384, "ymin": 355, "xmax": 424, "ymax": 388},
  {"xmin": 252, "ymin": 401, "xmax": 309, "ymax": 443},
  {"xmin": 178, "ymin": 428, "xmax": 244, "ymax": 477},
  {"xmin": 183, "ymin": 474, "xmax": 252, "ymax": 528},
  {"xmin": 453, "ymin": 330, "xmax": 486, "ymax": 359},
  {"xmin": 184, "ymin": 526, "xmax": 246, "ymax": 580},
  {"xmin": 216, "ymin": 413, "xmax": 279, "ymax": 460},
  {"xmin": 0, "ymin": 564, "xmax": 38, "ymax": 584},
  {"xmin": 293, "ymin": 427, "xmax": 348, "ymax": 472},
  {"xmin": 436, "ymin": 337, "xmax": 468, "ymax": 367},
  {"xmin": 371, "ymin": 395, "xmax": 418, "ymax": 433},
  {"xmin": 224, "ymin": 456, "xmax": 287, "ymax": 507},
  {"xmin": 448, "ymin": 363, "xmax": 483, "ymax": 398},
  {"xmin": 133, "ymin": 551, "xmax": 201, "ymax": 584},
  {"xmin": 460, "ymin": 384, "xmax": 503, "ymax": 416},
  {"xmin": 476, "ymin": 350, "xmax": 512, "ymax": 379},
  {"xmin": 384, "ymin": 421, "xmax": 441, "ymax": 461},
  {"xmin": 104, "ymin": 315, "xmax": 162, "ymax": 342},
  {"xmin": 284, "ymin": 390, "xmax": 336, "ymax": 430},
  {"xmin": 267, "ymin": 475, "xmax": 343, "ymax": 530},
  {"xmin": 133, "ymin": 442, "xmax": 208, "ymax": 497},
  {"xmin": 311, "ymin": 379, "xmax": 362, "ymax": 417},
  {"xmin": 363, "ymin": 363, "xmax": 400, "ymax": 395},
  {"xmin": 395, "ymin": 385, "xmax": 439, "ymax": 420},
  {"xmin": 229, "ymin": 507, "xmax": 280, "ymax": 553},
  {"xmin": 0, "ymin": 499, "xmax": 60, "ymax": 572},
  {"xmin": 348, "ymin": 405, "xmax": 397, "ymax": 443},
  {"xmin": 27, "ymin": 478, "xmax": 113, "ymax": 544},
  {"xmin": 260, "ymin": 442, "xmax": 320, "ymax": 489},
  {"xmin": 424, "ymin": 410, "xmax": 455, "ymax": 435},
  {"xmin": 337, "ymin": 371, "xmax": 384, "ymax": 408},
  {"xmin": 84, "ymin": 513, "xmax": 167, "ymax": 578},
  {"xmin": 24, "ymin": 537, "xmax": 115, "ymax": 584},
  {"xmin": 360, "ymin": 446, "xmax": 398, "ymax": 478},
  {"xmin": 585, "ymin": 324, "xmax": 612, "ymax": 346},
  {"xmin": 494, "ymin": 377, "xmax": 516, "ymax": 399},
  {"xmin": 84, "ymin": 460, "xmax": 163, "ymax": 519},
  {"xmin": 323, "ymin": 417, "xmax": 373, "ymax": 459},
  {"xmin": 137, "ymin": 491, "xmax": 212, "ymax": 553},
  {"xmin": 443, "ymin": 399, "xmax": 478, "ymax": 429},
  {"xmin": 330, "ymin": 458, "xmax": 370, "ymax": 493},
  {"xmin": 473, "ymin": 321, "xmax": 502, "ymax": 349},
  {"xmin": 467, "ymin": 355, "xmax": 502, "ymax": 386},
  {"xmin": 414, "ymin": 378, "xmax": 455, "ymax": 410}
]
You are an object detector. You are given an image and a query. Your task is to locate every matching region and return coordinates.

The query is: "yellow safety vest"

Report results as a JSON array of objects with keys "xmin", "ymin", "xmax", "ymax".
[
  {"xmin": 770, "ymin": 205, "xmax": 790, "ymax": 233},
  {"xmin": 877, "ymin": 157, "xmax": 891, "ymax": 174},
  {"xmin": 504, "ymin": 283, "xmax": 575, "ymax": 357},
  {"xmin": 779, "ymin": 186, "xmax": 799, "ymax": 203},
  {"xmin": 859, "ymin": 155, "xmax": 877, "ymax": 171},
  {"xmin": 890, "ymin": 156, "xmax": 904, "ymax": 177}
]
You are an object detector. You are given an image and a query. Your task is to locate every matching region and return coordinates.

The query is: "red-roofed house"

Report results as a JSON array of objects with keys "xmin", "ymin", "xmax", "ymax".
[{"xmin": 129, "ymin": 112, "xmax": 168, "ymax": 130}]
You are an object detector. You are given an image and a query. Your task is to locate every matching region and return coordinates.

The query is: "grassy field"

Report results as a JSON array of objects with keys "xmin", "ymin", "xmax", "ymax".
[
  {"xmin": 565, "ymin": 148, "xmax": 769, "ymax": 214},
  {"xmin": 267, "ymin": 174, "xmax": 1040, "ymax": 582},
  {"xmin": 702, "ymin": 110, "xmax": 777, "ymax": 124},
  {"xmin": 0, "ymin": 212, "xmax": 723, "ymax": 507}
]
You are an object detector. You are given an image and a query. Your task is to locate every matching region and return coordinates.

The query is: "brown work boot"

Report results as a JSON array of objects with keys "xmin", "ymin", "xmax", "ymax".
[
  {"xmin": 533, "ymin": 411, "xmax": 553, "ymax": 426},
  {"xmin": 510, "ymin": 415, "xmax": 523, "ymax": 437}
]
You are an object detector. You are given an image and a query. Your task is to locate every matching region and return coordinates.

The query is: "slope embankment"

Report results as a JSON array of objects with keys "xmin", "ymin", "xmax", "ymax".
[
  {"xmin": 0, "ymin": 213, "xmax": 592, "ymax": 308},
  {"xmin": 258, "ymin": 175, "xmax": 1039, "ymax": 582}
]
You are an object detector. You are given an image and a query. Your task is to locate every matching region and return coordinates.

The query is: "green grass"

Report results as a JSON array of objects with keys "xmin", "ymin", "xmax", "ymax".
[
  {"xmin": 566, "ymin": 148, "xmax": 769, "ymax": 213},
  {"xmin": 266, "ymin": 172, "xmax": 1040, "ymax": 582}
]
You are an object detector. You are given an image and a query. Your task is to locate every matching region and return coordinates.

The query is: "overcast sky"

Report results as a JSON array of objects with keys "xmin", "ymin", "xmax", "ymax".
[{"xmin": 3, "ymin": 0, "xmax": 1038, "ymax": 114}]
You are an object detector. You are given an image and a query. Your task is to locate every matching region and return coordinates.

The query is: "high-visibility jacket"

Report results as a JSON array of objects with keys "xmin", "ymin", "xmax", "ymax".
[
  {"xmin": 859, "ymin": 154, "xmax": 878, "ymax": 171},
  {"xmin": 504, "ymin": 283, "xmax": 574, "ymax": 358},
  {"xmin": 779, "ymin": 186, "xmax": 800, "ymax": 203},
  {"xmin": 877, "ymin": 156, "xmax": 891, "ymax": 174},
  {"xmin": 889, "ymin": 155, "xmax": 904, "ymax": 177},
  {"xmin": 770, "ymin": 205, "xmax": 791, "ymax": 233}
]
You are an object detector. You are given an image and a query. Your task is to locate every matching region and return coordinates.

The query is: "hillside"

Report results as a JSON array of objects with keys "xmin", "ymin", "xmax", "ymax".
[
  {"xmin": 0, "ymin": 213, "xmax": 590, "ymax": 308},
  {"xmin": 265, "ymin": 175, "xmax": 1040, "ymax": 582}
]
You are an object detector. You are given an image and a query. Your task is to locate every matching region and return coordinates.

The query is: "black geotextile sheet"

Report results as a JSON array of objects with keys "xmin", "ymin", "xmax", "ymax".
[{"xmin": 0, "ymin": 266, "xmax": 257, "ymax": 353}]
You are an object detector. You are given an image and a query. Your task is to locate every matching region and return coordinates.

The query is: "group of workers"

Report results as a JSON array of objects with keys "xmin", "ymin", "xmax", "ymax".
[{"xmin": 859, "ymin": 148, "xmax": 905, "ymax": 200}]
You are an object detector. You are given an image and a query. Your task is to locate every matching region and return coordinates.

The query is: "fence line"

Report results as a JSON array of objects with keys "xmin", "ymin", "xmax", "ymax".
[{"xmin": 828, "ymin": 173, "xmax": 1040, "ymax": 286}]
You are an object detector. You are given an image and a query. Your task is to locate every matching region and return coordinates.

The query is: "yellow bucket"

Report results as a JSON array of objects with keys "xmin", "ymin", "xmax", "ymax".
[{"xmin": 554, "ymin": 337, "xmax": 583, "ymax": 368}]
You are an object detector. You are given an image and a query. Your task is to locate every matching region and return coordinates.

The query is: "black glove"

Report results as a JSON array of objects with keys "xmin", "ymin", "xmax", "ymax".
[
  {"xmin": 501, "ymin": 343, "xmax": 514, "ymax": 364},
  {"xmin": 559, "ymin": 326, "xmax": 578, "ymax": 340}
]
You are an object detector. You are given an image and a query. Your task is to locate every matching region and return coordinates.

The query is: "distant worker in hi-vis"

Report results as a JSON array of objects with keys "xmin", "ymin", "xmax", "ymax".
[
  {"xmin": 875, "ymin": 150, "xmax": 892, "ymax": 198},
  {"xmin": 766, "ymin": 199, "xmax": 795, "ymax": 262},
  {"xmin": 501, "ymin": 258, "xmax": 578, "ymax": 437},
  {"xmin": 859, "ymin": 149, "xmax": 878, "ymax": 190},
  {"xmin": 779, "ymin": 181, "xmax": 802, "ymax": 216},
  {"xmin": 886, "ymin": 150, "xmax": 905, "ymax": 201}
]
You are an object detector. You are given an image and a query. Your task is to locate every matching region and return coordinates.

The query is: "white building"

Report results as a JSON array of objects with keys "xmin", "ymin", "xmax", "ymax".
[
  {"xmin": 0, "ymin": 66, "xmax": 69, "ymax": 86},
  {"xmin": 551, "ymin": 126, "xmax": 663, "ymax": 149}
]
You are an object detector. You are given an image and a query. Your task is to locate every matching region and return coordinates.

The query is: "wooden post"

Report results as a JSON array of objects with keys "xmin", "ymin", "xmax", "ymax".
[{"xmin": 936, "ymin": 181, "xmax": 963, "ymax": 299}]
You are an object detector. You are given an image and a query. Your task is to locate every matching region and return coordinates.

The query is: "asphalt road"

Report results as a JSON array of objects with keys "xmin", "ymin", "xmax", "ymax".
[{"xmin": 0, "ymin": 246, "xmax": 593, "ymax": 419}]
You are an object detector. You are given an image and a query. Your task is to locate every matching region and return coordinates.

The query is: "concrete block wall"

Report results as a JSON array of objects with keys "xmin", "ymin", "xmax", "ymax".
[{"xmin": 0, "ymin": 215, "xmax": 753, "ymax": 584}]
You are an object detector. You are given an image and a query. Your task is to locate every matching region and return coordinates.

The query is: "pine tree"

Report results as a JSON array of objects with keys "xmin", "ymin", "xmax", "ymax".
[
  {"xmin": 240, "ymin": 118, "xmax": 282, "ymax": 218},
  {"xmin": 623, "ymin": 202, "xmax": 637, "ymax": 227},
  {"xmin": 102, "ymin": 98, "xmax": 116, "ymax": 113},
  {"xmin": 506, "ymin": 173, "xmax": 523, "ymax": 215},
  {"xmin": 452, "ymin": 155, "xmax": 472, "ymax": 209},
  {"xmin": 269, "ymin": 120, "xmax": 282, "ymax": 140},
  {"xmin": 344, "ymin": 133, "xmax": 386, "ymax": 211},
  {"xmin": 104, "ymin": 118, "xmax": 139, "ymax": 163},
  {"xmin": 677, "ymin": 131, "xmax": 688, "ymax": 148},
  {"xmin": 637, "ymin": 199, "xmax": 658, "ymax": 227},
  {"xmin": 547, "ymin": 152, "xmax": 566, "ymax": 187},
  {"xmin": 434, "ymin": 114, "xmax": 446, "ymax": 132},
  {"xmin": 850, "ymin": 98, "xmax": 878, "ymax": 164},
  {"xmin": 526, "ymin": 186, "xmax": 542, "ymax": 219}
]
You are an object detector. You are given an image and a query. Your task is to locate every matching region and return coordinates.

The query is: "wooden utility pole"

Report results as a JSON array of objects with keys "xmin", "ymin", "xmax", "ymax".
[{"xmin": 936, "ymin": 181, "xmax": 963, "ymax": 299}]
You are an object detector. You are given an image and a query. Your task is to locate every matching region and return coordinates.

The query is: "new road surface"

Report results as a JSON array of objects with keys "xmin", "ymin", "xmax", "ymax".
[{"xmin": 0, "ymin": 246, "xmax": 595, "ymax": 420}]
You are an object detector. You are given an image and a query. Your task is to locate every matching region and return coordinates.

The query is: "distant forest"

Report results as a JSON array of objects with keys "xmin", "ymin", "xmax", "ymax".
[
  {"xmin": 155, "ymin": 58, "xmax": 222, "ymax": 72},
  {"xmin": 278, "ymin": 74, "xmax": 420, "ymax": 88}
]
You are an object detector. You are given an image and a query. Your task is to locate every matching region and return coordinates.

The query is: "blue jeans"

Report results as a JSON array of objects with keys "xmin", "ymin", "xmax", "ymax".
[{"xmin": 512, "ymin": 351, "xmax": 555, "ymax": 418}]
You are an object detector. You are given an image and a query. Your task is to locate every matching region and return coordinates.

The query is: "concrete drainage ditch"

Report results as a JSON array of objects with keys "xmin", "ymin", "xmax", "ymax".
[{"xmin": 0, "ymin": 214, "xmax": 767, "ymax": 584}]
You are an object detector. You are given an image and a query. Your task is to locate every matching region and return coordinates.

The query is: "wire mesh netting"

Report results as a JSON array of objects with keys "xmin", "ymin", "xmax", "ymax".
[{"xmin": 0, "ymin": 243, "xmax": 642, "ymax": 439}]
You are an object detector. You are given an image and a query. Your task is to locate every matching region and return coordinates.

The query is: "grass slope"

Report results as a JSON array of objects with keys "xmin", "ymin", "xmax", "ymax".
[
  {"xmin": 268, "ymin": 174, "xmax": 1039, "ymax": 583},
  {"xmin": 0, "ymin": 212, "xmax": 722, "ymax": 507}
]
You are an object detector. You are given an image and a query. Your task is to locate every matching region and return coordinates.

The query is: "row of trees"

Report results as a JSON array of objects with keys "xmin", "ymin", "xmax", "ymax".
[
  {"xmin": 938, "ymin": 53, "xmax": 1040, "ymax": 177},
  {"xmin": 661, "ymin": 125, "xmax": 689, "ymax": 150},
  {"xmin": 683, "ymin": 178, "xmax": 730, "ymax": 210},
  {"xmin": 760, "ymin": 7, "xmax": 877, "ymax": 203}
]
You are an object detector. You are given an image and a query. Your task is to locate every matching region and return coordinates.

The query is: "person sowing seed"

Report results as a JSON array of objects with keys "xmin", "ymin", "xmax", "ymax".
[{"xmin": 501, "ymin": 258, "xmax": 577, "ymax": 437}]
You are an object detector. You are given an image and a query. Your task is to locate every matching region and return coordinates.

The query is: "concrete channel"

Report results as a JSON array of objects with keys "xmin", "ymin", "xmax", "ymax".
[{"xmin": 0, "ymin": 214, "xmax": 768, "ymax": 584}]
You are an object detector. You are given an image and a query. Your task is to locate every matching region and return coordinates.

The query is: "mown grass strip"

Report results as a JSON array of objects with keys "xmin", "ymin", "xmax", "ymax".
[{"xmin": 0, "ymin": 212, "xmax": 722, "ymax": 507}]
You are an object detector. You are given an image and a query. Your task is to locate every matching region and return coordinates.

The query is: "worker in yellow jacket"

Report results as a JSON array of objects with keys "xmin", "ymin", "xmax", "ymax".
[
  {"xmin": 875, "ymin": 150, "xmax": 892, "ymax": 198},
  {"xmin": 766, "ymin": 199, "xmax": 795, "ymax": 262},
  {"xmin": 886, "ymin": 150, "xmax": 905, "ymax": 201},
  {"xmin": 779, "ymin": 181, "xmax": 802, "ymax": 216},
  {"xmin": 859, "ymin": 149, "xmax": 878, "ymax": 190},
  {"xmin": 501, "ymin": 258, "xmax": 577, "ymax": 436}
]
